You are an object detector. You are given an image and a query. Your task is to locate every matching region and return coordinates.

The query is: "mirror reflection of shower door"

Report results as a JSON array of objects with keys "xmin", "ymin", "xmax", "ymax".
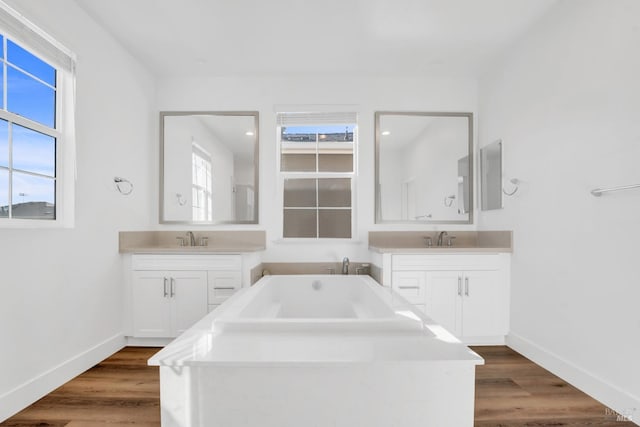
[
  {"xmin": 235, "ymin": 184, "xmax": 254, "ymax": 221},
  {"xmin": 457, "ymin": 156, "xmax": 469, "ymax": 215},
  {"xmin": 401, "ymin": 179, "xmax": 416, "ymax": 220}
]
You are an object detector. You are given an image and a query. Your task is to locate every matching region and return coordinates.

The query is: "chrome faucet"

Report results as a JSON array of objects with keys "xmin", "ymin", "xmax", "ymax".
[
  {"xmin": 437, "ymin": 231, "xmax": 448, "ymax": 247},
  {"xmin": 342, "ymin": 257, "xmax": 350, "ymax": 275},
  {"xmin": 186, "ymin": 231, "xmax": 196, "ymax": 246}
]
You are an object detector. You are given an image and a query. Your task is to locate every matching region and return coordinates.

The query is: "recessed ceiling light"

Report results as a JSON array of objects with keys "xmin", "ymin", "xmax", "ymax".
[
  {"xmin": 245, "ymin": 131, "xmax": 255, "ymax": 136},
  {"xmin": 381, "ymin": 131, "xmax": 391, "ymax": 136}
]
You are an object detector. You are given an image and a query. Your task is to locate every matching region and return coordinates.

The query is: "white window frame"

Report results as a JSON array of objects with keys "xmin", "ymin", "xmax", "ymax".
[
  {"xmin": 0, "ymin": 2, "xmax": 76, "ymax": 228},
  {"xmin": 276, "ymin": 110, "xmax": 358, "ymax": 241},
  {"xmin": 191, "ymin": 142, "xmax": 213, "ymax": 222}
]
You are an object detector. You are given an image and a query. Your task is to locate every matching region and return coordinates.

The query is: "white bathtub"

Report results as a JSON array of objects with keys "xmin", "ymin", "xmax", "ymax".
[
  {"xmin": 149, "ymin": 274, "xmax": 483, "ymax": 427},
  {"xmin": 214, "ymin": 274, "xmax": 428, "ymax": 333}
]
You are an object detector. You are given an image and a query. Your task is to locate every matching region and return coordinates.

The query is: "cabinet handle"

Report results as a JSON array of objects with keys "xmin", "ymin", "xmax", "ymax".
[
  {"xmin": 170, "ymin": 277, "xmax": 176, "ymax": 297},
  {"xmin": 465, "ymin": 277, "xmax": 469, "ymax": 296},
  {"xmin": 163, "ymin": 277, "xmax": 168, "ymax": 297},
  {"xmin": 214, "ymin": 287, "xmax": 236, "ymax": 290},
  {"xmin": 457, "ymin": 276, "xmax": 462, "ymax": 296},
  {"xmin": 398, "ymin": 286, "xmax": 420, "ymax": 290}
]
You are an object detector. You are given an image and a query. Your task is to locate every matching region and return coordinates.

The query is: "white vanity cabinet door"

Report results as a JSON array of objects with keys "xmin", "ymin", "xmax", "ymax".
[
  {"xmin": 172, "ymin": 272, "xmax": 208, "ymax": 336},
  {"xmin": 132, "ymin": 270, "xmax": 207, "ymax": 338},
  {"xmin": 424, "ymin": 271, "xmax": 463, "ymax": 337},
  {"xmin": 460, "ymin": 270, "xmax": 508, "ymax": 338},
  {"xmin": 132, "ymin": 271, "xmax": 173, "ymax": 337}
]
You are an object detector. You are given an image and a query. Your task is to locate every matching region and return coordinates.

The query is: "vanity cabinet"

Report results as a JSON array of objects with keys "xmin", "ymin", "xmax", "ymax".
[
  {"xmin": 389, "ymin": 254, "xmax": 510, "ymax": 344},
  {"xmin": 128, "ymin": 254, "xmax": 246, "ymax": 339},
  {"xmin": 132, "ymin": 270, "xmax": 207, "ymax": 337}
]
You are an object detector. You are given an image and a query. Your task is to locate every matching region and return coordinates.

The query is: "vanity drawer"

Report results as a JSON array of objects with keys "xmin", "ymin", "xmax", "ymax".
[
  {"xmin": 208, "ymin": 271, "xmax": 242, "ymax": 304},
  {"xmin": 391, "ymin": 271, "xmax": 426, "ymax": 304}
]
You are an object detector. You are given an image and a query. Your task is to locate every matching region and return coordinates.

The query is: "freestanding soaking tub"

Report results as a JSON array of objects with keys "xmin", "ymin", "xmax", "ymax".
[{"xmin": 149, "ymin": 274, "xmax": 483, "ymax": 427}]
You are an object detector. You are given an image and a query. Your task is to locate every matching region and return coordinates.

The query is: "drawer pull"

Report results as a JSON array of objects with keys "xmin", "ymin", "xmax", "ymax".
[
  {"xmin": 398, "ymin": 286, "xmax": 420, "ymax": 290},
  {"xmin": 214, "ymin": 287, "xmax": 236, "ymax": 290}
]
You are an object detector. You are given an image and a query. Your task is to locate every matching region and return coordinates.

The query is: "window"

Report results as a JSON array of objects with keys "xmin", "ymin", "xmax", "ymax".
[
  {"xmin": 192, "ymin": 142, "xmax": 212, "ymax": 221},
  {"xmin": 0, "ymin": 3, "xmax": 75, "ymax": 226},
  {"xmin": 278, "ymin": 112, "xmax": 356, "ymax": 239}
]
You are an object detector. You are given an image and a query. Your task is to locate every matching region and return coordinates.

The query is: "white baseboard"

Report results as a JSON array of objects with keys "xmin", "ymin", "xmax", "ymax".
[
  {"xmin": 507, "ymin": 332, "xmax": 639, "ymax": 426},
  {"xmin": 0, "ymin": 333, "xmax": 125, "ymax": 422}
]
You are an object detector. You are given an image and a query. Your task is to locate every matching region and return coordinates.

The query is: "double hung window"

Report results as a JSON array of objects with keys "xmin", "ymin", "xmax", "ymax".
[
  {"xmin": 278, "ymin": 112, "xmax": 356, "ymax": 239},
  {"xmin": 0, "ymin": 4, "xmax": 75, "ymax": 225},
  {"xmin": 191, "ymin": 143, "xmax": 213, "ymax": 221}
]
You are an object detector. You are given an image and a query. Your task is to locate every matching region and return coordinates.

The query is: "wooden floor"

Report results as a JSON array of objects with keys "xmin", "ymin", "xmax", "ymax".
[{"xmin": 1, "ymin": 346, "xmax": 623, "ymax": 426}]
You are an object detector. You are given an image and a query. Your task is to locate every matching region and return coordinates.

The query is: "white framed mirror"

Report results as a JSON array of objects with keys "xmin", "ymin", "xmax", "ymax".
[
  {"xmin": 375, "ymin": 112, "xmax": 473, "ymax": 224},
  {"xmin": 160, "ymin": 111, "xmax": 259, "ymax": 224}
]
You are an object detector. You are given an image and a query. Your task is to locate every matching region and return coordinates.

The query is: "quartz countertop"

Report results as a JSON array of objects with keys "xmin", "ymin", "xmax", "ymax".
[
  {"xmin": 368, "ymin": 230, "xmax": 512, "ymax": 254},
  {"xmin": 119, "ymin": 230, "xmax": 266, "ymax": 254}
]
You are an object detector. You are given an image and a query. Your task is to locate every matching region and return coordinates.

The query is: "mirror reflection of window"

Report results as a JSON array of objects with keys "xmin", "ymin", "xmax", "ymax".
[{"xmin": 191, "ymin": 142, "xmax": 212, "ymax": 222}]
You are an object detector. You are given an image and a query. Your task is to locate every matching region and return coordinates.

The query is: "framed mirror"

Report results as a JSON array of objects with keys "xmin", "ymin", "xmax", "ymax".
[
  {"xmin": 480, "ymin": 139, "xmax": 503, "ymax": 210},
  {"xmin": 160, "ymin": 111, "xmax": 259, "ymax": 224},
  {"xmin": 375, "ymin": 112, "xmax": 473, "ymax": 224}
]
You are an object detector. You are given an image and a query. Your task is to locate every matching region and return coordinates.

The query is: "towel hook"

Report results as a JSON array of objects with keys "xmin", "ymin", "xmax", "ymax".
[{"xmin": 444, "ymin": 194, "xmax": 456, "ymax": 207}]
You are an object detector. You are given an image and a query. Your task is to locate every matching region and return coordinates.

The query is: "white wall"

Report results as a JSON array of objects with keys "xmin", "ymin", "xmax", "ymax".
[
  {"xmin": 478, "ymin": 0, "xmax": 640, "ymax": 418},
  {"xmin": 0, "ymin": 0, "xmax": 156, "ymax": 420},
  {"xmin": 156, "ymin": 74, "xmax": 479, "ymax": 262}
]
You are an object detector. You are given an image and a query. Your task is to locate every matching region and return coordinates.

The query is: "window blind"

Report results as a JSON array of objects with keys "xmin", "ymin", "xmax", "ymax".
[
  {"xmin": 277, "ymin": 111, "xmax": 357, "ymax": 127},
  {"xmin": 0, "ymin": 0, "xmax": 76, "ymax": 72}
]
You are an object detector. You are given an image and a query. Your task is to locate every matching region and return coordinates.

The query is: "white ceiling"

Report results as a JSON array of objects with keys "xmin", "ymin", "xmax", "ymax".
[{"xmin": 74, "ymin": 0, "xmax": 558, "ymax": 78}]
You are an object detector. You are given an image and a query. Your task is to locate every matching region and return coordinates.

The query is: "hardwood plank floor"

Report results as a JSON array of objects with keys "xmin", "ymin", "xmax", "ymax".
[
  {"xmin": 1, "ymin": 346, "xmax": 626, "ymax": 426},
  {"xmin": 2, "ymin": 347, "xmax": 161, "ymax": 427},
  {"xmin": 472, "ymin": 346, "xmax": 622, "ymax": 426}
]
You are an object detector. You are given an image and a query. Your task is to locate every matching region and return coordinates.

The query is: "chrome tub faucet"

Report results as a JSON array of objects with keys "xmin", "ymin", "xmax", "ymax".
[{"xmin": 342, "ymin": 257, "xmax": 350, "ymax": 275}]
